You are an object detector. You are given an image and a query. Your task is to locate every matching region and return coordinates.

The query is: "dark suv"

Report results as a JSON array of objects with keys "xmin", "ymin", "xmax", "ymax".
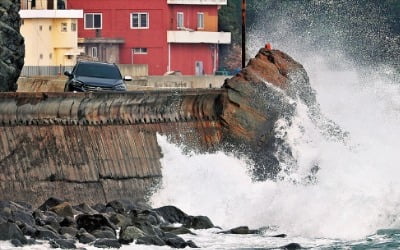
[{"xmin": 64, "ymin": 61, "xmax": 131, "ymax": 92}]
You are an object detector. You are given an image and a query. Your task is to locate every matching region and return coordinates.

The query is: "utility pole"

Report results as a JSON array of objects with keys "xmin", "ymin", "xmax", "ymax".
[{"xmin": 241, "ymin": 0, "xmax": 246, "ymax": 68}]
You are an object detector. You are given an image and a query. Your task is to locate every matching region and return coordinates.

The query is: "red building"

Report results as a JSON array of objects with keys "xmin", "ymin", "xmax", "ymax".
[{"xmin": 66, "ymin": 0, "xmax": 230, "ymax": 75}]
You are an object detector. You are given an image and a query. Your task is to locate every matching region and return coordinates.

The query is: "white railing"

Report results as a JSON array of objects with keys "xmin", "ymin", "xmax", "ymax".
[
  {"xmin": 167, "ymin": 0, "xmax": 227, "ymax": 5},
  {"xmin": 167, "ymin": 31, "xmax": 231, "ymax": 44}
]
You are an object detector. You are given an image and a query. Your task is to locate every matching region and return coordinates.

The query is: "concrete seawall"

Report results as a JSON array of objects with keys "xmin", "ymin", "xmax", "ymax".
[{"xmin": 0, "ymin": 91, "xmax": 224, "ymax": 206}]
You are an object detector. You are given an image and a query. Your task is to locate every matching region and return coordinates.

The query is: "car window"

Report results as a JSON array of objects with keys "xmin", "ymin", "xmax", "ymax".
[{"xmin": 75, "ymin": 63, "xmax": 122, "ymax": 79}]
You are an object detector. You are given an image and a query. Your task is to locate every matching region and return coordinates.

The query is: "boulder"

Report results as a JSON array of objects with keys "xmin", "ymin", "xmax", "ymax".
[
  {"xmin": 186, "ymin": 216, "xmax": 214, "ymax": 229},
  {"xmin": 77, "ymin": 231, "xmax": 96, "ymax": 244},
  {"xmin": 136, "ymin": 235, "xmax": 165, "ymax": 246},
  {"xmin": 38, "ymin": 197, "xmax": 64, "ymax": 211},
  {"xmin": 49, "ymin": 202, "xmax": 75, "ymax": 217},
  {"xmin": 220, "ymin": 226, "xmax": 260, "ymax": 234},
  {"xmin": 161, "ymin": 225, "xmax": 196, "ymax": 235},
  {"xmin": 91, "ymin": 227, "xmax": 116, "ymax": 239},
  {"xmin": 154, "ymin": 205, "xmax": 191, "ymax": 225},
  {"xmin": 49, "ymin": 239, "xmax": 76, "ymax": 249},
  {"xmin": 281, "ymin": 243, "xmax": 302, "ymax": 249},
  {"xmin": 119, "ymin": 225, "xmax": 145, "ymax": 244},
  {"xmin": 59, "ymin": 226, "xmax": 78, "ymax": 237},
  {"xmin": 0, "ymin": 222, "xmax": 28, "ymax": 244},
  {"xmin": 220, "ymin": 48, "xmax": 311, "ymax": 180},
  {"xmin": 93, "ymin": 238, "xmax": 121, "ymax": 248},
  {"xmin": 109, "ymin": 213, "xmax": 132, "ymax": 228},
  {"xmin": 34, "ymin": 226, "xmax": 61, "ymax": 240},
  {"xmin": 0, "ymin": 0, "xmax": 25, "ymax": 92},
  {"xmin": 73, "ymin": 203, "xmax": 98, "ymax": 215},
  {"xmin": 76, "ymin": 214, "xmax": 116, "ymax": 233}
]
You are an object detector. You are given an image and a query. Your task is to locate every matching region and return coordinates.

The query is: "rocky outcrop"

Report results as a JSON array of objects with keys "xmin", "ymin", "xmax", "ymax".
[
  {"xmin": 0, "ymin": 0, "xmax": 25, "ymax": 92},
  {"xmin": 0, "ymin": 198, "xmax": 210, "ymax": 248},
  {"xmin": 219, "ymin": 48, "xmax": 312, "ymax": 180}
]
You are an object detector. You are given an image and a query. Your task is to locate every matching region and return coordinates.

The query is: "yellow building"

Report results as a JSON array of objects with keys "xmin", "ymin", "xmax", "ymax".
[{"xmin": 19, "ymin": 0, "xmax": 83, "ymax": 75}]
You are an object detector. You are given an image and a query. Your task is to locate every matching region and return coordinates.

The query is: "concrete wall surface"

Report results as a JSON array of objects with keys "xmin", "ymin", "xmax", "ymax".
[{"xmin": 0, "ymin": 91, "xmax": 224, "ymax": 206}]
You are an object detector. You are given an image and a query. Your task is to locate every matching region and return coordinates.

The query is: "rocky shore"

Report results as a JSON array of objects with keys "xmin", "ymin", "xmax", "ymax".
[{"xmin": 0, "ymin": 198, "xmax": 302, "ymax": 249}]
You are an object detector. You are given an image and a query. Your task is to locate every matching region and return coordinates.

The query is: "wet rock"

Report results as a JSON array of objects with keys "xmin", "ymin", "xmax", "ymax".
[
  {"xmin": 76, "ymin": 214, "xmax": 116, "ymax": 233},
  {"xmin": 73, "ymin": 203, "xmax": 98, "ymax": 215},
  {"xmin": 136, "ymin": 235, "xmax": 165, "ymax": 246},
  {"xmin": 186, "ymin": 215, "xmax": 214, "ymax": 229},
  {"xmin": 119, "ymin": 225, "xmax": 145, "ymax": 244},
  {"xmin": 19, "ymin": 223, "xmax": 37, "ymax": 236},
  {"xmin": 92, "ymin": 203, "xmax": 107, "ymax": 213},
  {"xmin": 0, "ymin": 222, "xmax": 28, "ymax": 244},
  {"xmin": 91, "ymin": 226, "xmax": 116, "ymax": 239},
  {"xmin": 163, "ymin": 233, "xmax": 188, "ymax": 248},
  {"xmin": 11, "ymin": 238, "xmax": 24, "ymax": 247},
  {"xmin": 106, "ymin": 199, "xmax": 135, "ymax": 214},
  {"xmin": 49, "ymin": 239, "xmax": 76, "ymax": 249},
  {"xmin": 133, "ymin": 220, "xmax": 163, "ymax": 237},
  {"xmin": 59, "ymin": 226, "xmax": 78, "ymax": 237},
  {"xmin": 220, "ymin": 226, "xmax": 260, "ymax": 234},
  {"xmin": 272, "ymin": 233, "xmax": 287, "ymax": 238},
  {"xmin": 59, "ymin": 216, "xmax": 76, "ymax": 227},
  {"xmin": 93, "ymin": 238, "xmax": 121, "ymax": 248},
  {"xmin": 281, "ymin": 243, "xmax": 302, "ymax": 249},
  {"xmin": 154, "ymin": 205, "xmax": 192, "ymax": 225},
  {"xmin": 77, "ymin": 231, "xmax": 96, "ymax": 244},
  {"xmin": 161, "ymin": 225, "xmax": 196, "ymax": 235},
  {"xmin": 187, "ymin": 240, "xmax": 199, "ymax": 248},
  {"xmin": 38, "ymin": 197, "xmax": 64, "ymax": 211},
  {"xmin": 34, "ymin": 226, "xmax": 61, "ymax": 240},
  {"xmin": 109, "ymin": 212, "xmax": 132, "ymax": 228},
  {"xmin": 134, "ymin": 209, "xmax": 163, "ymax": 226},
  {"xmin": 50, "ymin": 202, "xmax": 74, "ymax": 217}
]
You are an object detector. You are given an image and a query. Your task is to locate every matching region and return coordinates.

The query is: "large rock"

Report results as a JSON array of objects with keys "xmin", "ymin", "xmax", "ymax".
[
  {"xmin": 0, "ymin": 0, "xmax": 24, "ymax": 92},
  {"xmin": 220, "ymin": 48, "xmax": 312, "ymax": 180}
]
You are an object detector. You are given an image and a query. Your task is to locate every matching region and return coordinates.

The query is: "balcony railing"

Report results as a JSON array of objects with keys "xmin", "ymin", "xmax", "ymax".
[
  {"xmin": 167, "ymin": 30, "xmax": 231, "ymax": 44},
  {"xmin": 167, "ymin": 0, "xmax": 227, "ymax": 5}
]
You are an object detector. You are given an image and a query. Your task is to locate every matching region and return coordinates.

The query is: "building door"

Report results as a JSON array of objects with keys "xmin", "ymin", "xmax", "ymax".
[
  {"xmin": 47, "ymin": 0, "xmax": 54, "ymax": 9},
  {"xmin": 195, "ymin": 61, "xmax": 203, "ymax": 76}
]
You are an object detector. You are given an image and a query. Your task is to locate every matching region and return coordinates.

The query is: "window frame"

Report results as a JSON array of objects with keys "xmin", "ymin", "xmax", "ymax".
[
  {"xmin": 197, "ymin": 12, "xmax": 204, "ymax": 29},
  {"xmin": 84, "ymin": 13, "xmax": 102, "ymax": 30},
  {"xmin": 130, "ymin": 12, "xmax": 149, "ymax": 29},
  {"xmin": 133, "ymin": 48, "xmax": 148, "ymax": 55},
  {"xmin": 61, "ymin": 22, "xmax": 68, "ymax": 32},
  {"xmin": 177, "ymin": 12, "xmax": 184, "ymax": 29}
]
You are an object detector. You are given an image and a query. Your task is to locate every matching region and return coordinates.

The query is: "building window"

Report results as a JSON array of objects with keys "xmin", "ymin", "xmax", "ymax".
[
  {"xmin": 84, "ymin": 13, "xmax": 102, "ymax": 29},
  {"xmin": 49, "ymin": 53, "xmax": 52, "ymax": 59},
  {"xmin": 131, "ymin": 13, "xmax": 149, "ymax": 29},
  {"xmin": 71, "ymin": 22, "xmax": 77, "ymax": 32},
  {"xmin": 49, "ymin": 25, "xmax": 52, "ymax": 31},
  {"xmin": 197, "ymin": 13, "xmax": 204, "ymax": 29},
  {"xmin": 61, "ymin": 22, "xmax": 67, "ymax": 32},
  {"xmin": 133, "ymin": 48, "xmax": 148, "ymax": 54},
  {"xmin": 39, "ymin": 54, "xmax": 43, "ymax": 60},
  {"xmin": 177, "ymin": 12, "xmax": 184, "ymax": 29},
  {"xmin": 39, "ymin": 25, "xmax": 42, "ymax": 31},
  {"xmin": 91, "ymin": 47, "xmax": 98, "ymax": 58}
]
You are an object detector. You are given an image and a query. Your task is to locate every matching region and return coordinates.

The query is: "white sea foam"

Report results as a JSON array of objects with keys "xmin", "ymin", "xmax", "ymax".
[{"xmin": 151, "ymin": 51, "xmax": 400, "ymax": 241}]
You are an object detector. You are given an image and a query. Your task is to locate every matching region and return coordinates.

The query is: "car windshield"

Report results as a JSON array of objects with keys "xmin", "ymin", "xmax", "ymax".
[{"xmin": 75, "ymin": 63, "xmax": 121, "ymax": 79}]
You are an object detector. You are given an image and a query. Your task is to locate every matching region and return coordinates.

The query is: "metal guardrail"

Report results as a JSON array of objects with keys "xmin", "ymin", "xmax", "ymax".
[{"xmin": 21, "ymin": 66, "xmax": 74, "ymax": 77}]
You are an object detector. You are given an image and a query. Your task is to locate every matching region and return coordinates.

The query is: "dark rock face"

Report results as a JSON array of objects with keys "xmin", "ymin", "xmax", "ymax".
[{"xmin": 0, "ymin": 0, "xmax": 25, "ymax": 92}]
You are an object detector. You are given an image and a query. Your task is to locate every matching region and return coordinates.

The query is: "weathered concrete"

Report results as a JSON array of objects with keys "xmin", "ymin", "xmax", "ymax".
[{"xmin": 0, "ymin": 90, "xmax": 224, "ymax": 206}]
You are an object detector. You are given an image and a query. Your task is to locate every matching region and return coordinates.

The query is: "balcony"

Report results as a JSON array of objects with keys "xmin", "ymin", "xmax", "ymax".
[
  {"xmin": 167, "ymin": 30, "xmax": 231, "ymax": 44},
  {"xmin": 167, "ymin": 0, "xmax": 227, "ymax": 5},
  {"xmin": 19, "ymin": 9, "xmax": 83, "ymax": 19}
]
